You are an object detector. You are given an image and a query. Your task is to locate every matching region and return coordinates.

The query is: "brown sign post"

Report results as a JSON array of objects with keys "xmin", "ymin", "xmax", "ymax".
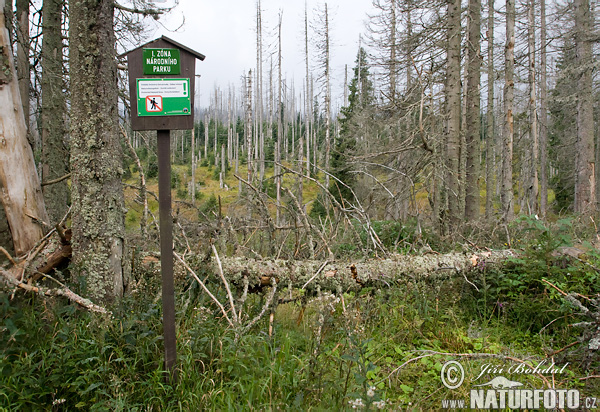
[{"xmin": 122, "ymin": 36, "xmax": 205, "ymax": 381}]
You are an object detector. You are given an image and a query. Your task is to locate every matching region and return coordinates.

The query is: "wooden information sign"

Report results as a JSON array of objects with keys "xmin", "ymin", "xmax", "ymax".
[
  {"xmin": 123, "ymin": 36, "xmax": 205, "ymax": 131},
  {"xmin": 122, "ymin": 36, "xmax": 205, "ymax": 382}
]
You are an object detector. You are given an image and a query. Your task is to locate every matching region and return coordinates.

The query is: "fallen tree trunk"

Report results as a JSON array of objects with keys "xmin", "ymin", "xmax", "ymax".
[{"xmin": 185, "ymin": 249, "xmax": 516, "ymax": 293}]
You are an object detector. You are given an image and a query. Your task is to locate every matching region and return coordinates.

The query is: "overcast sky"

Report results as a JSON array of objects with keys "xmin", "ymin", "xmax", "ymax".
[{"xmin": 148, "ymin": 0, "xmax": 374, "ymax": 109}]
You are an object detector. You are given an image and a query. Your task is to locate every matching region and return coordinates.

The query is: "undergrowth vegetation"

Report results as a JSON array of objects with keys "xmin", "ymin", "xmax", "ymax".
[{"xmin": 1, "ymin": 218, "xmax": 599, "ymax": 410}]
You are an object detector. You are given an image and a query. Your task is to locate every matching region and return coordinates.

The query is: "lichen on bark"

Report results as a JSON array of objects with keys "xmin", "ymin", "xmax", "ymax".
[{"xmin": 69, "ymin": 0, "xmax": 127, "ymax": 303}]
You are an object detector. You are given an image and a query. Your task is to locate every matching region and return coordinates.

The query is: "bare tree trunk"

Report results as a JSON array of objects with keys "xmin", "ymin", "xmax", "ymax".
[
  {"xmin": 220, "ymin": 144, "xmax": 225, "ymax": 189},
  {"xmin": 15, "ymin": 0, "xmax": 29, "ymax": 145},
  {"xmin": 539, "ymin": 0, "xmax": 548, "ymax": 217},
  {"xmin": 526, "ymin": 0, "xmax": 539, "ymax": 215},
  {"xmin": 204, "ymin": 114, "xmax": 208, "ymax": 159},
  {"xmin": 322, "ymin": 4, "xmax": 332, "ymax": 192},
  {"xmin": 574, "ymin": 0, "xmax": 595, "ymax": 214},
  {"xmin": 465, "ymin": 0, "xmax": 481, "ymax": 221},
  {"xmin": 191, "ymin": 127, "xmax": 196, "ymax": 204},
  {"xmin": 501, "ymin": 0, "xmax": 515, "ymax": 223},
  {"xmin": 256, "ymin": 0, "xmax": 265, "ymax": 185},
  {"xmin": 245, "ymin": 71, "xmax": 254, "ymax": 186},
  {"xmin": 214, "ymin": 90, "xmax": 218, "ymax": 166},
  {"xmin": 70, "ymin": 0, "xmax": 126, "ymax": 302},
  {"xmin": 0, "ymin": 0, "xmax": 49, "ymax": 256},
  {"xmin": 304, "ymin": 4, "xmax": 311, "ymax": 180},
  {"xmin": 485, "ymin": 0, "xmax": 495, "ymax": 221},
  {"xmin": 389, "ymin": 0, "xmax": 397, "ymax": 104},
  {"xmin": 276, "ymin": 13, "xmax": 283, "ymax": 225},
  {"xmin": 236, "ymin": 133, "xmax": 241, "ymax": 195},
  {"xmin": 41, "ymin": 0, "xmax": 69, "ymax": 224},
  {"xmin": 446, "ymin": 0, "xmax": 462, "ymax": 226}
]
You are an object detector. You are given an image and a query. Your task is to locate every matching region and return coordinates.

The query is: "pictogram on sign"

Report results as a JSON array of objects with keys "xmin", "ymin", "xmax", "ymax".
[{"xmin": 146, "ymin": 96, "xmax": 162, "ymax": 112}]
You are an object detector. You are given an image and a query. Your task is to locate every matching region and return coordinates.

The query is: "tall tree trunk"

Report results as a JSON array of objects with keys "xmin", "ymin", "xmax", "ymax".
[
  {"xmin": 323, "ymin": 4, "xmax": 331, "ymax": 192},
  {"xmin": 41, "ymin": 0, "xmax": 69, "ymax": 224},
  {"xmin": 501, "ymin": 0, "xmax": 515, "ymax": 223},
  {"xmin": 539, "ymin": 0, "xmax": 548, "ymax": 218},
  {"xmin": 0, "ymin": 0, "xmax": 49, "ymax": 256},
  {"xmin": 446, "ymin": 0, "xmax": 462, "ymax": 226},
  {"xmin": 389, "ymin": 0, "xmax": 397, "ymax": 104},
  {"xmin": 304, "ymin": 4, "xmax": 311, "ymax": 180},
  {"xmin": 191, "ymin": 127, "xmax": 196, "ymax": 204},
  {"xmin": 574, "ymin": 0, "xmax": 595, "ymax": 214},
  {"xmin": 485, "ymin": 0, "xmax": 495, "ymax": 221},
  {"xmin": 526, "ymin": 0, "xmax": 539, "ymax": 215},
  {"xmin": 256, "ymin": 0, "xmax": 265, "ymax": 185},
  {"xmin": 70, "ymin": 0, "xmax": 126, "ymax": 302},
  {"xmin": 276, "ymin": 13, "xmax": 283, "ymax": 225},
  {"xmin": 465, "ymin": 0, "xmax": 481, "ymax": 221},
  {"xmin": 245, "ymin": 70, "xmax": 253, "ymax": 185},
  {"xmin": 15, "ymin": 0, "xmax": 29, "ymax": 145}
]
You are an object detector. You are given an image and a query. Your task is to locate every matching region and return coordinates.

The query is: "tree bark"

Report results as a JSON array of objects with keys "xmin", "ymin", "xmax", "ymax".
[
  {"xmin": 15, "ymin": 0, "xmax": 29, "ymax": 144},
  {"xmin": 322, "ymin": 4, "xmax": 332, "ymax": 192},
  {"xmin": 526, "ymin": 0, "xmax": 539, "ymax": 215},
  {"xmin": 446, "ymin": 0, "xmax": 462, "ymax": 226},
  {"xmin": 304, "ymin": 5, "xmax": 311, "ymax": 180},
  {"xmin": 69, "ymin": 0, "xmax": 126, "ymax": 302},
  {"xmin": 0, "ymin": 0, "xmax": 49, "ymax": 256},
  {"xmin": 501, "ymin": 0, "xmax": 515, "ymax": 223},
  {"xmin": 465, "ymin": 0, "xmax": 481, "ymax": 221},
  {"xmin": 574, "ymin": 0, "xmax": 595, "ymax": 215},
  {"xmin": 485, "ymin": 0, "xmax": 495, "ymax": 221},
  {"xmin": 188, "ymin": 250, "xmax": 515, "ymax": 293},
  {"xmin": 276, "ymin": 13, "xmax": 283, "ymax": 225},
  {"xmin": 539, "ymin": 0, "xmax": 548, "ymax": 218},
  {"xmin": 41, "ymin": 0, "xmax": 69, "ymax": 224}
]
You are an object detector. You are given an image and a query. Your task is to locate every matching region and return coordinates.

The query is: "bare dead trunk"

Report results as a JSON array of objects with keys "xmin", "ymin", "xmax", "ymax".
[
  {"xmin": 15, "ymin": 0, "xmax": 29, "ymax": 145},
  {"xmin": 189, "ymin": 250, "xmax": 516, "ymax": 293},
  {"xmin": 526, "ymin": 0, "xmax": 539, "ymax": 215},
  {"xmin": 485, "ymin": 0, "xmax": 495, "ymax": 221},
  {"xmin": 446, "ymin": 0, "xmax": 462, "ymax": 226},
  {"xmin": 41, "ymin": 0, "xmax": 69, "ymax": 224},
  {"xmin": 464, "ymin": 0, "xmax": 481, "ymax": 221},
  {"xmin": 0, "ymin": 0, "xmax": 49, "ymax": 256},
  {"xmin": 574, "ymin": 0, "xmax": 595, "ymax": 214},
  {"xmin": 539, "ymin": 0, "xmax": 548, "ymax": 217},
  {"xmin": 501, "ymin": 0, "xmax": 515, "ymax": 223}
]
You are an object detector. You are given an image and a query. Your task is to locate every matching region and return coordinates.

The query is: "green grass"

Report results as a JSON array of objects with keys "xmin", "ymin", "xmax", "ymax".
[{"xmin": 2, "ymin": 257, "xmax": 597, "ymax": 410}]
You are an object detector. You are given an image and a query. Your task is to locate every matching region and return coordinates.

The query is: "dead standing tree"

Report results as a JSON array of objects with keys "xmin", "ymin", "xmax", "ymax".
[{"xmin": 0, "ymin": 0, "xmax": 49, "ymax": 257}]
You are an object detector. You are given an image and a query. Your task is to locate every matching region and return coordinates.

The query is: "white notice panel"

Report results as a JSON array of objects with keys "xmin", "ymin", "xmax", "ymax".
[{"xmin": 137, "ymin": 79, "xmax": 189, "ymax": 98}]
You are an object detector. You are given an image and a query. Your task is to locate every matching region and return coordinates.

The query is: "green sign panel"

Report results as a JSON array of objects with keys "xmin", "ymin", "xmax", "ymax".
[
  {"xmin": 137, "ymin": 78, "xmax": 191, "ymax": 117},
  {"xmin": 143, "ymin": 48, "xmax": 181, "ymax": 75}
]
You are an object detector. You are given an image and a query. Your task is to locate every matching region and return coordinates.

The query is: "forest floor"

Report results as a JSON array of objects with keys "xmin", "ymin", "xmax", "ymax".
[{"xmin": 1, "ymin": 162, "xmax": 599, "ymax": 410}]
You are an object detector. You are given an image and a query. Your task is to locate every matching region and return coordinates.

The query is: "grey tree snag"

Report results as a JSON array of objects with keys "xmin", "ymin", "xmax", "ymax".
[
  {"xmin": 15, "ymin": 0, "xmax": 29, "ymax": 143},
  {"xmin": 464, "ymin": 0, "xmax": 481, "ymax": 221},
  {"xmin": 41, "ymin": 0, "xmax": 69, "ymax": 224},
  {"xmin": 501, "ymin": 0, "xmax": 515, "ymax": 223},
  {"xmin": 574, "ymin": 0, "xmax": 595, "ymax": 214},
  {"xmin": 539, "ymin": 0, "xmax": 548, "ymax": 217},
  {"xmin": 276, "ymin": 13, "xmax": 282, "ymax": 226},
  {"xmin": 485, "ymin": 0, "xmax": 495, "ymax": 221},
  {"xmin": 526, "ymin": 0, "xmax": 538, "ymax": 215},
  {"xmin": 69, "ymin": 0, "xmax": 126, "ymax": 302},
  {"xmin": 0, "ymin": 0, "xmax": 49, "ymax": 256},
  {"xmin": 304, "ymin": 3, "xmax": 311, "ymax": 180},
  {"xmin": 445, "ymin": 0, "xmax": 461, "ymax": 226}
]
